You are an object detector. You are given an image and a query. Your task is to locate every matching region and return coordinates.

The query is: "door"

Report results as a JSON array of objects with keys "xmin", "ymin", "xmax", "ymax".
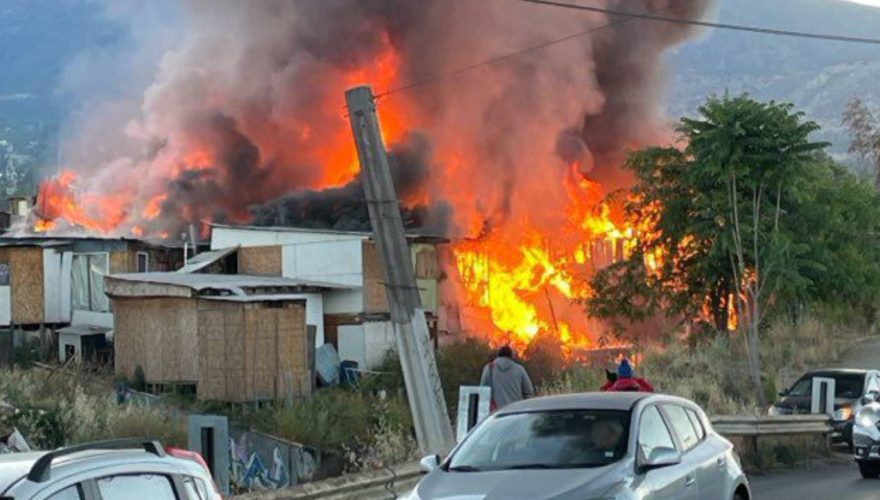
[
  {"xmin": 636, "ymin": 405, "xmax": 697, "ymax": 500},
  {"xmin": 664, "ymin": 404, "xmax": 728, "ymax": 500}
]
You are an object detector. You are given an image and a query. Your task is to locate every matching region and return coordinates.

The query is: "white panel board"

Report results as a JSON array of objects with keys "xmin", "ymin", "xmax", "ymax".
[
  {"xmin": 42, "ymin": 249, "xmax": 62, "ymax": 323},
  {"xmin": 60, "ymin": 252, "xmax": 72, "ymax": 322},
  {"xmin": 0, "ymin": 286, "xmax": 10, "ymax": 327},
  {"xmin": 211, "ymin": 227, "xmax": 365, "ymax": 250},
  {"xmin": 338, "ymin": 324, "xmax": 366, "ymax": 368},
  {"xmin": 71, "ymin": 310, "xmax": 114, "ymax": 328},
  {"xmin": 363, "ymin": 321, "xmax": 397, "ymax": 369},
  {"xmin": 811, "ymin": 376, "xmax": 836, "ymax": 415},
  {"xmin": 456, "ymin": 386, "xmax": 492, "ymax": 442}
]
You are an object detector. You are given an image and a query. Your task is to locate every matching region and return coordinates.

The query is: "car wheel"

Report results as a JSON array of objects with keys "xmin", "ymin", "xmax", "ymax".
[{"xmin": 858, "ymin": 460, "xmax": 880, "ymax": 479}]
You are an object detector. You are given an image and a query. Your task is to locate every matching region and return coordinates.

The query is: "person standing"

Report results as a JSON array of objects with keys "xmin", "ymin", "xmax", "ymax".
[
  {"xmin": 480, "ymin": 346, "xmax": 535, "ymax": 411},
  {"xmin": 603, "ymin": 358, "xmax": 654, "ymax": 392}
]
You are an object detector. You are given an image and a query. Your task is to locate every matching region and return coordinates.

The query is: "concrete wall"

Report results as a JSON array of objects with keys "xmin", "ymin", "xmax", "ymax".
[
  {"xmin": 0, "ymin": 286, "xmax": 10, "ymax": 327},
  {"xmin": 336, "ymin": 321, "xmax": 399, "ymax": 370}
]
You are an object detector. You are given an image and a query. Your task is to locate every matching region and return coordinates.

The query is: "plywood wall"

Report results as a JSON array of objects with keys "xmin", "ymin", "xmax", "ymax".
[
  {"xmin": 238, "ymin": 246, "xmax": 282, "ymax": 276},
  {"xmin": 197, "ymin": 300, "xmax": 309, "ymax": 402},
  {"xmin": 10, "ymin": 247, "xmax": 44, "ymax": 325},
  {"xmin": 113, "ymin": 297, "xmax": 198, "ymax": 383},
  {"xmin": 362, "ymin": 241, "xmax": 389, "ymax": 313}
]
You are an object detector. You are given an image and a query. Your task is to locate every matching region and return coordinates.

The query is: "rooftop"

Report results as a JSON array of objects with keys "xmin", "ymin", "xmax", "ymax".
[
  {"xmin": 210, "ymin": 222, "xmax": 449, "ymax": 244},
  {"xmin": 107, "ymin": 272, "xmax": 351, "ymax": 293},
  {"xmin": 177, "ymin": 246, "xmax": 238, "ymax": 273}
]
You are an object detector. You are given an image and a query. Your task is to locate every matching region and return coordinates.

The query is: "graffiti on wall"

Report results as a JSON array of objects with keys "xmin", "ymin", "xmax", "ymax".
[{"xmin": 229, "ymin": 428, "xmax": 318, "ymax": 492}]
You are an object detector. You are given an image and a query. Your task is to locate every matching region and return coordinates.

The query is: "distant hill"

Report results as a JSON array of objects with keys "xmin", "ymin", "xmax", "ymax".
[
  {"xmin": 0, "ymin": 0, "xmax": 121, "ymax": 129},
  {"xmin": 666, "ymin": 0, "xmax": 880, "ymax": 170}
]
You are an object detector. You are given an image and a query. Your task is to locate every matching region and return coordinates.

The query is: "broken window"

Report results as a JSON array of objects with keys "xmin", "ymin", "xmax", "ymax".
[{"xmin": 72, "ymin": 253, "xmax": 109, "ymax": 312}]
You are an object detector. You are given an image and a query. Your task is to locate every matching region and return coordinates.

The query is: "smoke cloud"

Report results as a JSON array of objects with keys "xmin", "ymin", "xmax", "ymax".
[{"xmin": 45, "ymin": 0, "xmax": 713, "ymax": 238}]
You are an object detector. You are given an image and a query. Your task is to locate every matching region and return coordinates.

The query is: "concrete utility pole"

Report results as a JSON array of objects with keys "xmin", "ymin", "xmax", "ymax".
[{"xmin": 345, "ymin": 85, "xmax": 454, "ymax": 454}]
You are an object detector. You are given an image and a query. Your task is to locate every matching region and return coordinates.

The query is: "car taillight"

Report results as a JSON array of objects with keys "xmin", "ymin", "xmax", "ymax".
[{"xmin": 166, "ymin": 447, "xmax": 223, "ymax": 497}]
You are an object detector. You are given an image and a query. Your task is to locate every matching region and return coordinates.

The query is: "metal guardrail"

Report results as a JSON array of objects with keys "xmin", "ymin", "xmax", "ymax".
[{"xmin": 711, "ymin": 414, "xmax": 832, "ymax": 437}]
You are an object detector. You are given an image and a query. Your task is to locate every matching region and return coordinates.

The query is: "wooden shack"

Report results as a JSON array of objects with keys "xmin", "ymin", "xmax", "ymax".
[
  {"xmin": 106, "ymin": 273, "xmax": 343, "ymax": 402},
  {"xmin": 0, "ymin": 236, "xmax": 183, "ymax": 328}
]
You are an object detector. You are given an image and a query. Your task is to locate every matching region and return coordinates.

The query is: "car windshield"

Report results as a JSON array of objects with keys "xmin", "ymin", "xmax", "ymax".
[
  {"xmin": 447, "ymin": 409, "xmax": 630, "ymax": 471},
  {"xmin": 788, "ymin": 374, "xmax": 865, "ymax": 399}
]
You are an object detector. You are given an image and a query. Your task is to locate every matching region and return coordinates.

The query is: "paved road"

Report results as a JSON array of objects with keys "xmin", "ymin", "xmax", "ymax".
[{"xmin": 750, "ymin": 461, "xmax": 880, "ymax": 500}]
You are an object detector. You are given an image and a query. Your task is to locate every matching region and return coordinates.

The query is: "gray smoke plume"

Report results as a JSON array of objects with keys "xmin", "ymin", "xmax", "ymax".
[{"xmin": 50, "ymin": 0, "xmax": 713, "ymax": 238}]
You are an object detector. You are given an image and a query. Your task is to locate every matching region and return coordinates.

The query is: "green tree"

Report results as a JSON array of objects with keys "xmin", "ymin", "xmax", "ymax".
[{"xmin": 589, "ymin": 95, "xmax": 837, "ymax": 405}]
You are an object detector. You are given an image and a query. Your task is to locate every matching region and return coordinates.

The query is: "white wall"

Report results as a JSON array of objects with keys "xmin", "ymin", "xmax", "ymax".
[
  {"xmin": 42, "ymin": 249, "xmax": 73, "ymax": 323},
  {"xmin": 283, "ymin": 292, "xmax": 325, "ymax": 347},
  {"xmin": 211, "ymin": 227, "xmax": 365, "ymax": 250},
  {"xmin": 323, "ymin": 289, "xmax": 363, "ymax": 315},
  {"xmin": 0, "ymin": 286, "xmax": 10, "ymax": 327},
  {"xmin": 364, "ymin": 321, "xmax": 397, "ymax": 369},
  {"xmin": 337, "ymin": 324, "xmax": 366, "ymax": 368},
  {"xmin": 281, "ymin": 240, "xmax": 364, "ymax": 287}
]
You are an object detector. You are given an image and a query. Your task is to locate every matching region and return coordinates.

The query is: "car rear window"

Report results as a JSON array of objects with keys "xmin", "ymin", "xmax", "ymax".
[{"xmin": 685, "ymin": 408, "xmax": 706, "ymax": 440}]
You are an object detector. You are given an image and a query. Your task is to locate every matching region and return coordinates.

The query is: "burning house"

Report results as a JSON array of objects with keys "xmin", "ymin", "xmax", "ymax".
[
  {"xmin": 208, "ymin": 223, "xmax": 444, "ymax": 369},
  {"xmin": 0, "ymin": 236, "xmax": 184, "ymax": 329},
  {"xmin": 27, "ymin": 0, "xmax": 712, "ymax": 355}
]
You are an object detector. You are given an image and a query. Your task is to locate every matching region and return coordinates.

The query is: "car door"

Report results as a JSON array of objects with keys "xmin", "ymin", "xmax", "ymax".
[
  {"xmin": 663, "ymin": 404, "xmax": 728, "ymax": 500},
  {"xmin": 635, "ymin": 405, "xmax": 697, "ymax": 500}
]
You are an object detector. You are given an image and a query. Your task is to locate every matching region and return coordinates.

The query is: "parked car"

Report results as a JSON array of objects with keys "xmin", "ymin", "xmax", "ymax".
[
  {"xmin": 852, "ymin": 397, "xmax": 880, "ymax": 478},
  {"xmin": 0, "ymin": 438, "xmax": 221, "ymax": 500},
  {"xmin": 770, "ymin": 368, "xmax": 880, "ymax": 446},
  {"xmin": 403, "ymin": 392, "xmax": 750, "ymax": 500}
]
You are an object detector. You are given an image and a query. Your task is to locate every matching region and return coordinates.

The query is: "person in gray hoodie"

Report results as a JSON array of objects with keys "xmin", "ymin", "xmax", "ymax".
[{"xmin": 480, "ymin": 346, "xmax": 535, "ymax": 411}]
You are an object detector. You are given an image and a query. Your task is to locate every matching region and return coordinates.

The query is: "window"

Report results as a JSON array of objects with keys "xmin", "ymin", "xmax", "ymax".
[
  {"xmin": 137, "ymin": 252, "xmax": 149, "ymax": 273},
  {"xmin": 685, "ymin": 408, "xmax": 706, "ymax": 440},
  {"xmin": 96, "ymin": 474, "xmax": 176, "ymax": 499},
  {"xmin": 182, "ymin": 476, "xmax": 209, "ymax": 500},
  {"xmin": 46, "ymin": 485, "xmax": 82, "ymax": 499},
  {"xmin": 448, "ymin": 409, "xmax": 631, "ymax": 470},
  {"xmin": 663, "ymin": 405, "xmax": 700, "ymax": 452},
  {"xmin": 71, "ymin": 253, "xmax": 109, "ymax": 312},
  {"xmin": 638, "ymin": 406, "xmax": 676, "ymax": 461}
]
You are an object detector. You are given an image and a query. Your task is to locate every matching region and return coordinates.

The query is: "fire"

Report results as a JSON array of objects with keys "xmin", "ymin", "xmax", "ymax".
[{"xmin": 452, "ymin": 164, "xmax": 643, "ymax": 352}]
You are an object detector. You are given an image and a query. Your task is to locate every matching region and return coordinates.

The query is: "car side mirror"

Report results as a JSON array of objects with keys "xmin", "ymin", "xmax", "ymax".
[
  {"xmin": 420, "ymin": 454, "xmax": 440, "ymax": 473},
  {"xmin": 640, "ymin": 447, "xmax": 682, "ymax": 471},
  {"xmin": 778, "ymin": 389, "xmax": 789, "ymax": 397}
]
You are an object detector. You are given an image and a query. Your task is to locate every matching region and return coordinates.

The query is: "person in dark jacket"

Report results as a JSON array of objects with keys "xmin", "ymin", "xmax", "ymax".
[
  {"xmin": 602, "ymin": 358, "xmax": 655, "ymax": 392},
  {"xmin": 480, "ymin": 346, "xmax": 535, "ymax": 410}
]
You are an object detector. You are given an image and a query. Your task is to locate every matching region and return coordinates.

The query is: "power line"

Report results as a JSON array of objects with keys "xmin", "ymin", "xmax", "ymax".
[
  {"xmin": 516, "ymin": 0, "xmax": 880, "ymax": 46},
  {"xmin": 374, "ymin": 1, "xmax": 686, "ymax": 98}
]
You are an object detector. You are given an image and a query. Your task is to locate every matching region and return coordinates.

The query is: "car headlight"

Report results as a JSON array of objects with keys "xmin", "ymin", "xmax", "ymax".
[
  {"xmin": 398, "ymin": 489, "xmax": 419, "ymax": 500},
  {"xmin": 834, "ymin": 407, "xmax": 854, "ymax": 422},
  {"xmin": 768, "ymin": 406, "xmax": 780, "ymax": 416},
  {"xmin": 857, "ymin": 408, "xmax": 880, "ymax": 429}
]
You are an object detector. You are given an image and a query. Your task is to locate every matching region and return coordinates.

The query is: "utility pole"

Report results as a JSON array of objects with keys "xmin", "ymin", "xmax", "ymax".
[{"xmin": 345, "ymin": 86, "xmax": 454, "ymax": 454}]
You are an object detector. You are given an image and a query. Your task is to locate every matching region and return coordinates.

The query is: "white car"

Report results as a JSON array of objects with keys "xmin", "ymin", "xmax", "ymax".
[
  {"xmin": 0, "ymin": 439, "xmax": 222, "ymax": 500},
  {"xmin": 405, "ymin": 392, "xmax": 751, "ymax": 500}
]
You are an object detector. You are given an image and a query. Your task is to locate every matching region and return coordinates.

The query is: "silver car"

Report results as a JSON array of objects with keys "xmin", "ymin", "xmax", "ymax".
[
  {"xmin": 0, "ymin": 438, "xmax": 222, "ymax": 500},
  {"xmin": 405, "ymin": 392, "xmax": 750, "ymax": 500}
]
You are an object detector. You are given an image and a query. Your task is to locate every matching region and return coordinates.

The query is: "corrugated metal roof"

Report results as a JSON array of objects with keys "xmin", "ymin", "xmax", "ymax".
[
  {"xmin": 177, "ymin": 246, "xmax": 239, "ymax": 273},
  {"xmin": 200, "ymin": 294, "xmax": 310, "ymax": 303},
  {"xmin": 107, "ymin": 272, "xmax": 352, "ymax": 291}
]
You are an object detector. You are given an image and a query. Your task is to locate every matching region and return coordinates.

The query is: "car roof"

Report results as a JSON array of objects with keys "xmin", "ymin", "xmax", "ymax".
[
  {"xmin": 0, "ymin": 449, "xmax": 203, "ymax": 493},
  {"xmin": 805, "ymin": 368, "xmax": 870, "ymax": 376},
  {"xmin": 497, "ymin": 392, "xmax": 652, "ymax": 413}
]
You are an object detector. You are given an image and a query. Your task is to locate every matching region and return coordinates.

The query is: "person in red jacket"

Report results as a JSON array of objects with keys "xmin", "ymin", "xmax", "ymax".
[{"xmin": 602, "ymin": 358, "xmax": 654, "ymax": 392}]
